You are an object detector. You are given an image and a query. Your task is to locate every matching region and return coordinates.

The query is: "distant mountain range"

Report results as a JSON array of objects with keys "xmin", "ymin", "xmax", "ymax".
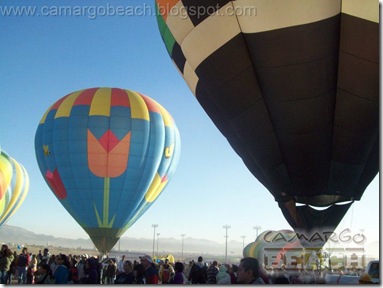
[
  {"xmin": 0, "ymin": 225, "xmax": 378, "ymax": 260},
  {"xmin": 0, "ymin": 225, "xmax": 244, "ymax": 256}
]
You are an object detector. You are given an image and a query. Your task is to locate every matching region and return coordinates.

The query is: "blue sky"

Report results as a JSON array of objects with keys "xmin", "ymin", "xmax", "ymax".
[{"xmin": 0, "ymin": 0, "xmax": 379, "ymax": 257}]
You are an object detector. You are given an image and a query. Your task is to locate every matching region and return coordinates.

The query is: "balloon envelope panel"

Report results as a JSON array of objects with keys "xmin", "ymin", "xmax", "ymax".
[{"xmin": 35, "ymin": 87, "xmax": 180, "ymax": 253}]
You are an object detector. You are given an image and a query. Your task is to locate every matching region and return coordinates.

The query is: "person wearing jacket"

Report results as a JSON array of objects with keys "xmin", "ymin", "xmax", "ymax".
[{"xmin": 0, "ymin": 245, "xmax": 14, "ymax": 284}]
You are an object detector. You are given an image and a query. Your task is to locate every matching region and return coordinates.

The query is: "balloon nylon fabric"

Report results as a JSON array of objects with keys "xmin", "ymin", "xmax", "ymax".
[{"xmin": 156, "ymin": 0, "xmax": 379, "ymax": 234}]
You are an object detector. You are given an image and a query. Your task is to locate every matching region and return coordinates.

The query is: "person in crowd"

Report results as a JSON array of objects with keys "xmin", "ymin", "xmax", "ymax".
[
  {"xmin": 76, "ymin": 255, "xmax": 86, "ymax": 281},
  {"xmin": 133, "ymin": 263, "xmax": 146, "ymax": 284},
  {"xmin": 188, "ymin": 256, "xmax": 207, "ymax": 284},
  {"xmin": 159, "ymin": 258, "xmax": 175, "ymax": 284},
  {"xmin": 115, "ymin": 260, "xmax": 135, "ymax": 284},
  {"xmin": 34, "ymin": 263, "xmax": 54, "ymax": 284},
  {"xmin": 206, "ymin": 260, "xmax": 219, "ymax": 284},
  {"xmin": 68, "ymin": 258, "xmax": 79, "ymax": 284},
  {"xmin": 183, "ymin": 261, "xmax": 193, "ymax": 280},
  {"xmin": 27, "ymin": 254, "xmax": 38, "ymax": 284},
  {"xmin": 170, "ymin": 262, "xmax": 185, "ymax": 284},
  {"xmin": 106, "ymin": 258, "xmax": 117, "ymax": 284},
  {"xmin": 227, "ymin": 264, "xmax": 237, "ymax": 284},
  {"xmin": 0, "ymin": 244, "xmax": 14, "ymax": 284},
  {"xmin": 117, "ymin": 255, "xmax": 126, "ymax": 275},
  {"xmin": 216, "ymin": 264, "xmax": 231, "ymax": 284},
  {"xmin": 53, "ymin": 254, "xmax": 69, "ymax": 284},
  {"xmin": 236, "ymin": 257, "xmax": 265, "ymax": 284},
  {"xmin": 6, "ymin": 251, "xmax": 17, "ymax": 284},
  {"xmin": 139, "ymin": 255, "xmax": 159, "ymax": 284},
  {"xmin": 17, "ymin": 247, "xmax": 30, "ymax": 284},
  {"xmin": 274, "ymin": 274, "xmax": 290, "ymax": 284},
  {"xmin": 40, "ymin": 248, "xmax": 50, "ymax": 265},
  {"xmin": 80, "ymin": 257, "xmax": 99, "ymax": 284}
]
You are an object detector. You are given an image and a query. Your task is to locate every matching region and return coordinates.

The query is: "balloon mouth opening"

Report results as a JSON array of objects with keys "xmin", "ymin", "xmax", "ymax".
[{"xmin": 296, "ymin": 200, "xmax": 354, "ymax": 210}]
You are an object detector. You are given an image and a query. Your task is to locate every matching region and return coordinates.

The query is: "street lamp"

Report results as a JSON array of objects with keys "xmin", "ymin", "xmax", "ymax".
[
  {"xmin": 253, "ymin": 226, "xmax": 261, "ymax": 240},
  {"xmin": 360, "ymin": 229, "xmax": 365, "ymax": 268},
  {"xmin": 157, "ymin": 233, "xmax": 160, "ymax": 257},
  {"xmin": 152, "ymin": 224, "xmax": 158, "ymax": 258},
  {"xmin": 241, "ymin": 235, "xmax": 246, "ymax": 250},
  {"xmin": 223, "ymin": 225, "xmax": 231, "ymax": 263},
  {"xmin": 181, "ymin": 234, "xmax": 186, "ymax": 260}
]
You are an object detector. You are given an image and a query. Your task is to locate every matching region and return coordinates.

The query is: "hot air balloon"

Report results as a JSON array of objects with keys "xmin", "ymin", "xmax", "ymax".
[
  {"xmin": 35, "ymin": 87, "xmax": 181, "ymax": 254},
  {"xmin": 0, "ymin": 149, "xmax": 29, "ymax": 227},
  {"xmin": 156, "ymin": 0, "xmax": 378, "ymax": 238},
  {"xmin": 243, "ymin": 229, "xmax": 324, "ymax": 270}
]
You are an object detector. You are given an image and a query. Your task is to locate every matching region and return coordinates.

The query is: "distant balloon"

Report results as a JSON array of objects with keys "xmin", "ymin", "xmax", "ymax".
[
  {"xmin": 243, "ymin": 230, "xmax": 304, "ymax": 269},
  {"xmin": 156, "ymin": 0, "xmax": 379, "ymax": 236},
  {"xmin": 35, "ymin": 87, "xmax": 181, "ymax": 254},
  {"xmin": 0, "ymin": 149, "xmax": 29, "ymax": 227}
]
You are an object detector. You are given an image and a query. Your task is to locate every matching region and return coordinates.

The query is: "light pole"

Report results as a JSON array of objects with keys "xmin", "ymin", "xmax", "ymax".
[
  {"xmin": 223, "ymin": 225, "xmax": 231, "ymax": 263},
  {"xmin": 241, "ymin": 235, "xmax": 246, "ymax": 250},
  {"xmin": 253, "ymin": 225, "xmax": 261, "ymax": 240},
  {"xmin": 360, "ymin": 229, "xmax": 365, "ymax": 268},
  {"xmin": 152, "ymin": 224, "xmax": 158, "ymax": 258},
  {"xmin": 181, "ymin": 234, "xmax": 185, "ymax": 260},
  {"xmin": 156, "ymin": 233, "xmax": 160, "ymax": 257}
]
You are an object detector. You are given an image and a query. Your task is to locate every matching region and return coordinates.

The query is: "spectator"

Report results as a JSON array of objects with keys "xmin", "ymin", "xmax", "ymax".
[
  {"xmin": 188, "ymin": 256, "xmax": 207, "ymax": 284},
  {"xmin": 133, "ymin": 263, "xmax": 146, "ymax": 284},
  {"xmin": 54, "ymin": 254, "xmax": 69, "ymax": 284},
  {"xmin": 236, "ymin": 257, "xmax": 265, "ymax": 284},
  {"xmin": 0, "ymin": 245, "xmax": 14, "ymax": 284},
  {"xmin": 206, "ymin": 260, "xmax": 219, "ymax": 284},
  {"xmin": 117, "ymin": 255, "xmax": 126, "ymax": 275},
  {"xmin": 17, "ymin": 247, "xmax": 30, "ymax": 284},
  {"xmin": 139, "ymin": 255, "xmax": 159, "ymax": 284},
  {"xmin": 35, "ymin": 263, "xmax": 54, "ymax": 284},
  {"xmin": 115, "ymin": 260, "xmax": 135, "ymax": 284},
  {"xmin": 216, "ymin": 264, "xmax": 231, "ymax": 284},
  {"xmin": 171, "ymin": 262, "xmax": 185, "ymax": 284},
  {"xmin": 81, "ymin": 257, "xmax": 99, "ymax": 284},
  {"xmin": 159, "ymin": 258, "xmax": 175, "ymax": 284},
  {"xmin": 106, "ymin": 258, "xmax": 117, "ymax": 284}
]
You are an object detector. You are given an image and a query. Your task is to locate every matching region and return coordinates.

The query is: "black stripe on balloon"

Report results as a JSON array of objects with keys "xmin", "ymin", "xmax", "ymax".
[
  {"xmin": 171, "ymin": 42, "xmax": 186, "ymax": 74},
  {"xmin": 181, "ymin": 0, "xmax": 232, "ymax": 26}
]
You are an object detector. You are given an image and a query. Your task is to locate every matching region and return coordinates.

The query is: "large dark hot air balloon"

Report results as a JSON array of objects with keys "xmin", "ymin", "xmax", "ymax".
[
  {"xmin": 155, "ymin": 0, "xmax": 379, "ymax": 237},
  {"xmin": 35, "ymin": 88, "xmax": 181, "ymax": 254}
]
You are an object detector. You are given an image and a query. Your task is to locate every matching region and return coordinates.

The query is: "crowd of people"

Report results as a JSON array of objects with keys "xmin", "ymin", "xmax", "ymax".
[{"xmin": 0, "ymin": 243, "xmax": 376, "ymax": 284}]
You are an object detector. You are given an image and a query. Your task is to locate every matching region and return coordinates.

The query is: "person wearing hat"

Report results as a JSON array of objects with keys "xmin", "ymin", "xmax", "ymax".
[
  {"xmin": 359, "ymin": 273, "xmax": 374, "ymax": 284},
  {"xmin": 139, "ymin": 255, "xmax": 159, "ymax": 284}
]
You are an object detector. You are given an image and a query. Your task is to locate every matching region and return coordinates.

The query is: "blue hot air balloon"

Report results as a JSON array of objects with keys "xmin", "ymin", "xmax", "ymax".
[{"xmin": 35, "ymin": 87, "xmax": 181, "ymax": 254}]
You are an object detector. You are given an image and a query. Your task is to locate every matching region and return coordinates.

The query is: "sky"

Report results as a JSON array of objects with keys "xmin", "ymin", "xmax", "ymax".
[{"xmin": 0, "ymin": 0, "xmax": 380, "ymax": 258}]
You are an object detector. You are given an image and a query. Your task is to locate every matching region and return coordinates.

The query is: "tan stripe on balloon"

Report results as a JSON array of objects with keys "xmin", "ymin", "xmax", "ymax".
[
  {"xmin": 181, "ymin": 2, "xmax": 241, "ymax": 69},
  {"xmin": 341, "ymin": 0, "xmax": 379, "ymax": 23},
  {"xmin": 182, "ymin": 61, "xmax": 199, "ymax": 95},
  {"xmin": 234, "ymin": 0, "xmax": 341, "ymax": 33},
  {"xmin": 165, "ymin": 1, "xmax": 194, "ymax": 45}
]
